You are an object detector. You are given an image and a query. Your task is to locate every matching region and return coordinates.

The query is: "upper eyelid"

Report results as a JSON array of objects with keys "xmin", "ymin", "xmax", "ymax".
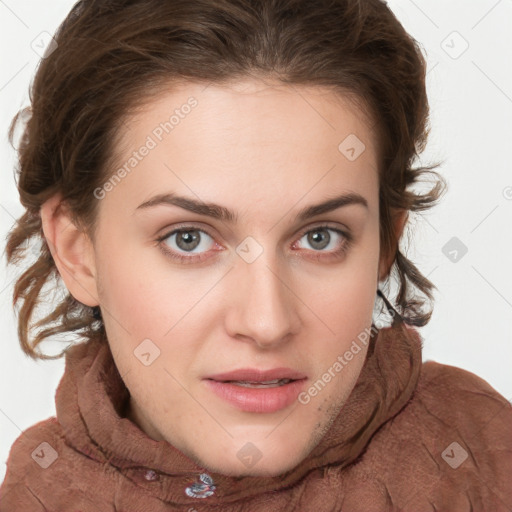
[
  {"xmin": 159, "ymin": 221, "xmax": 349, "ymax": 236},
  {"xmin": 296, "ymin": 223, "xmax": 349, "ymax": 237}
]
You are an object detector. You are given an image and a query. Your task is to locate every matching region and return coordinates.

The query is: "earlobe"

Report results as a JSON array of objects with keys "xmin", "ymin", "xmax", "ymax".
[{"xmin": 40, "ymin": 193, "xmax": 99, "ymax": 307}]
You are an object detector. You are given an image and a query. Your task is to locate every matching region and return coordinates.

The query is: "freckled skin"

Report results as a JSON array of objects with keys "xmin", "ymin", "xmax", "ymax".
[{"xmin": 43, "ymin": 77, "xmax": 403, "ymax": 477}]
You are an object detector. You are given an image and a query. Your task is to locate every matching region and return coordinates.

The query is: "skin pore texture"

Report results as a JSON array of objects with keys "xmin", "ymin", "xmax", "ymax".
[{"xmin": 40, "ymin": 78, "xmax": 407, "ymax": 477}]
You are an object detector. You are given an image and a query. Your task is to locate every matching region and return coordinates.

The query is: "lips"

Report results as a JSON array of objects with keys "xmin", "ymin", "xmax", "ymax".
[
  {"xmin": 204, "ymin": 367, "xmax": 307, "ymax": 383},
  {"xmin": 204, "ymin": 377, "xmax": 307, "ymax": 413},
  {"xmin": 203, "ymin": 367, "xmax": 308, "ymax": 413}
]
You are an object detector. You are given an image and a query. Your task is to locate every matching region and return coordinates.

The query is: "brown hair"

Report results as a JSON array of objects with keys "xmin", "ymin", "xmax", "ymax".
[{"xmin": 5, "ymin": 0, "xmax": 446, "ymax": 360}]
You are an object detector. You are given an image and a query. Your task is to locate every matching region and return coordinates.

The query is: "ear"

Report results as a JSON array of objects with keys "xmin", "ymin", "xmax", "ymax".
[
  {"xmin": 378, "ymin": 209, "xmax": 408, "ymax": 282},
  {"xmin": 40, "ymin": 193, "xmax": 99, "ymax": 307}
]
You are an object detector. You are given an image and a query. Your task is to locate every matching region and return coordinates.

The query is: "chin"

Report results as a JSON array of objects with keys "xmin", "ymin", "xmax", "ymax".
[{"xmin": 196, "ymin": 441, "xmax": 308, "ymax": 478}]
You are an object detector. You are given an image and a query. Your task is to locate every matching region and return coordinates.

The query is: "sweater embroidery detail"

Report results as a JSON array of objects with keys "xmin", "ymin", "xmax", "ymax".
[
  {"xmin": 144, "ymin": 469, "xmax": 159, "ymax": 481},
  {"xmin": 185, "ymin": 473, "xmax": 216, "ymax": 498}
]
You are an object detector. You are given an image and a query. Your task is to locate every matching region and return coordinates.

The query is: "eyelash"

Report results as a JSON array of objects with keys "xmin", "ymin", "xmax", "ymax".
[{"xmin": 156, "ymin": 223, "xmax": 353, "ymax": 264}]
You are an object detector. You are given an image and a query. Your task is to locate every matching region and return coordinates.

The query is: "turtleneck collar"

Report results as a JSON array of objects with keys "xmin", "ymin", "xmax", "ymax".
[{"xmin": 55, "ymin": 317, "xmax": 422, "ymax": 506}]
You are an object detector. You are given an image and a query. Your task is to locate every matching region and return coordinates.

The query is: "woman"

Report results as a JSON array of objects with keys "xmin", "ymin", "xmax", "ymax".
[{"xmin": 1, "ymin": 0, "xmax": 510, "ymax": 510}]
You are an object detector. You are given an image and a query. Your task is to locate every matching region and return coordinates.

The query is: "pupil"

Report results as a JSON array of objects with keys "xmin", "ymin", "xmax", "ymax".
[
  {"xmin": 309, "ymin": 229, "xmax": 329, "ymax": 250},
  {"xmin": 178, "ymin": 230, "xmax": 200, "ymax": 251}
]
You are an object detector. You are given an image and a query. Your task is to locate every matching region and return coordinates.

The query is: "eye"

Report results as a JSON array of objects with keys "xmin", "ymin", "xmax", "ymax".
[
  {"xmin": 293, "ymin": 225, "xmax": 353, "ymax": 260},
  {"xmin": 157, "ymin": 226, "xmax": 218, "ymax": 264}
]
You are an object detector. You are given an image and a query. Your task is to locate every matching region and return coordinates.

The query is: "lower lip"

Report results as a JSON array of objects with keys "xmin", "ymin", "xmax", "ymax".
[{"xmin": 204, "ymin": 379, "xmax": 307, "ymax": 413}]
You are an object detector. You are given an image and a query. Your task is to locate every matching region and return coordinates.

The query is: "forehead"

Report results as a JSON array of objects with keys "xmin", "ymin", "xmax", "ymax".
[
  {"xmin": 115, "ymin": 77, "xmax": 377, "ymax": 157},
  {"xmin": 102, "ymin": 78, "xmax": 380, "ymax": 217}
]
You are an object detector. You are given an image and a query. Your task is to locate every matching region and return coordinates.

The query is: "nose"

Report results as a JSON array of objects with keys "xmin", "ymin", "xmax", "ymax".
[{"xmin": 224, "ymin": 251, "xmax": 300, "ymax": 349}]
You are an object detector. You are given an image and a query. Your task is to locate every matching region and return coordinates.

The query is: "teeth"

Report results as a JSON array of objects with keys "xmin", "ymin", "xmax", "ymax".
[{"xmin": 228, "ymin": 378, "xmax": 293, "ymax": 388}]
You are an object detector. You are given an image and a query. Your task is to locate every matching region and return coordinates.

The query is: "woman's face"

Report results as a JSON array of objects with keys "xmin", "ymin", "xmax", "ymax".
[{"xmin": 83, "ymin": 78, "xmax": 386, "ymax": 476}]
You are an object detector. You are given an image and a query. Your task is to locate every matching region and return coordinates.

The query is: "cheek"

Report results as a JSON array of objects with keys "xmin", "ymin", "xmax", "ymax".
[
  {"xmin": 300, "ymin": 245, "xmax": 378, "ymax": 401},
  {"xmin": 94, "ymin": 241, "xmax": 211, "ymax": 372},
  {"xmin": 97, "ymin": 262, "xmax": 159, "ymax": 331},
  {"xmin": 304, "ymin": 255, "xmax": 379, "ymax": 339},
  {"xmin": 94, "ymin": 230, "xmax": 173, "ymax": 329}
]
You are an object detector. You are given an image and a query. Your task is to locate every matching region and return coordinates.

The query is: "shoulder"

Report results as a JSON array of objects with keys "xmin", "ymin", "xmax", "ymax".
[
  {"xmin": 413, "ymin": 360, "xmax": 512, "ymax": 439},
  {"xmin": 354, "ymin": 361, "xmax": 512, "ymax": 510},
  {"xmin": 1, "ymin": 416, "xmax": 63, "ymax": 475},
  {"xmin": 0, "ymin": 417, "xmax": 61, "ymax": 509},
  {"xmin": 0, "ymin": 417, "xmax": 111, "ymax": 510},
  {"xmin": 408, "ymin": 360, "xmax": 512, "ymax": 473}
]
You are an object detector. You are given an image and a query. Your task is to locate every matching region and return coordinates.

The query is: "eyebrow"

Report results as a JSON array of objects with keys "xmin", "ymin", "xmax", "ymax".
[{"xmin": 135, "ymin": 192, "xmax": 368, "ymax": 223}]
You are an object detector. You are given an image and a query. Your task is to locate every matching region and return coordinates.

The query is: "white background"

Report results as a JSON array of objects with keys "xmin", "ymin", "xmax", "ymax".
[{"xmin": 1, "ymin": 0, "xmax": 511, "ymax": 485}]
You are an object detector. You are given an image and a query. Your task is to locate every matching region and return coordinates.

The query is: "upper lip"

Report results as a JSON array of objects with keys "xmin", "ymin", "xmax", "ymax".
[{"xmin": 205, "ymin": 367, "xmax": 307, "ymax": 382}]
